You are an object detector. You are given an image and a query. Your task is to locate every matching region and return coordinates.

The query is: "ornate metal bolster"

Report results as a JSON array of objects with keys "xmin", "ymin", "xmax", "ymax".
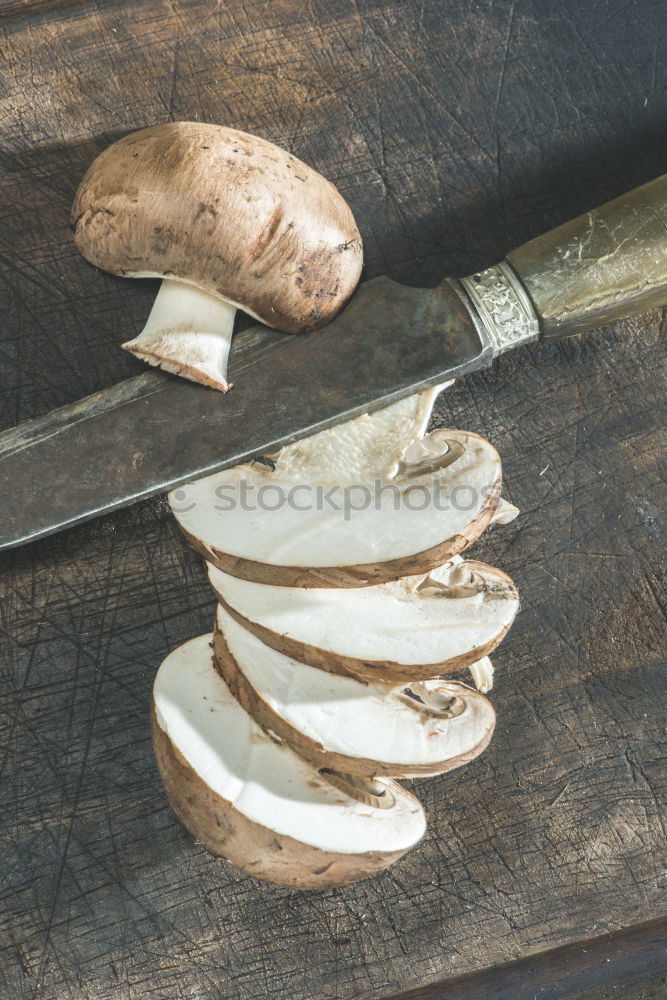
[{"xmin": 459, "ymin": 261, "xmax": 540, "ymax": 356}]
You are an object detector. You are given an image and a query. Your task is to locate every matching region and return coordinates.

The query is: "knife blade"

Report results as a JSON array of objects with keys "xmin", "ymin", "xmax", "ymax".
[{"xmin": 2, "ymin": 174, "xmax": 666, "ymax": 550}]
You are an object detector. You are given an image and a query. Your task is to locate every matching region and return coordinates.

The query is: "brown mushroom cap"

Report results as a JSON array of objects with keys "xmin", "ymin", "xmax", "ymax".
[{"xmin": 71, "ymin": 122, "xmax": 363, "ymax": 333}]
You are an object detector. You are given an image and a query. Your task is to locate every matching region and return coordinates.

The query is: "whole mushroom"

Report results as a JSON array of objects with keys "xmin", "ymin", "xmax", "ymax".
[{"xmin": 71, "ymin": 122, "xmax": 363, "ymax": 390}]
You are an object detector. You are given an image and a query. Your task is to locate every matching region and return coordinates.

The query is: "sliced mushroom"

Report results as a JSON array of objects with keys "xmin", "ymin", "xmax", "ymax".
[
  {"xmin": 207, "ymin": 556, "xmax": 519, "ymax": 684},
  {"xmin": 213, "ymin": 603, "xmax": 496, "ymax": 777},
  {"xmin": 72, "ymin": 122, "xmax": 362, "ymax": 390},
  {"xmin": 153, "ymin": 634, "xmax": 425, "ymax": 888},
  {"xmin": 270, "ymin": 382, "xmax": 450, "ymax": 484},
  {"xmin": 170, "ymin": 386, "xmax": 508, "ymax": 587}
]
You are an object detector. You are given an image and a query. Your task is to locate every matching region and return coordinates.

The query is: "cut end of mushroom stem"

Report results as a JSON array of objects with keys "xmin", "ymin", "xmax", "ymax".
[
  {"xmin": 121, "ymin": 278, "xmax": 237, "ymax": 391},
  {"xmin": 318, "ymin": 769, "xmax": 396, "ymax": 808}
]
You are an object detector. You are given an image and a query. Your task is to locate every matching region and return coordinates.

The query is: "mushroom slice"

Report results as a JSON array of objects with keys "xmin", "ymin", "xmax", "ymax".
[
  {"xmin": 213, "ymin": 604, "xmax": 496, "ymax": 777},
  {"xmin": 72, "ymin": 122, "xmax": 362, "ymax": 391},
  {"xmin": 153, "ymin": 634, "xmax": 425, "ymax": 889},
  {"xmin": 270, "ymin": 382, "xmax": 451, "ymax": 484},
  {"xmin": 171, "ymin": 399, "xmax": 506, "ymax": 587},
  {"xmin": 207, "ymin": 556, "xmax": 519, "ymax": 684}
]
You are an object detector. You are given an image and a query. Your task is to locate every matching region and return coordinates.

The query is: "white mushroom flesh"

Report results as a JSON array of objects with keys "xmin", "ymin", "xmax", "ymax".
[
  {"xmin": 467, "ymin": 658, "xmax": 495, "ymax": 693},
  {"xmin": 153, "ymin": 634, "xmax": 426, "ymax": 854},
  {"xmin": 271, "ymin": 382, "xmax": 449, "ymax": 483},
  {"xmin": 491, "ymin": 497, "xmax": 520, "ymax": 524}
]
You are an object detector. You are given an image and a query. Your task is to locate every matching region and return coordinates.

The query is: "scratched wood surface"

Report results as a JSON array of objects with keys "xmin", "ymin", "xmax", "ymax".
[{"xmin": 1, "ymin": 1, "xmax": 666, "ymax": 998}]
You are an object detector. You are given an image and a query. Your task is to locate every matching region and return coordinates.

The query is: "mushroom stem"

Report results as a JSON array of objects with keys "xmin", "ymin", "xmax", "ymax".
[
  {"xmin": 318, "ymin": 769, "xmax": 395, "ymax": 808},
  {"xmin": 468, "ymin": 658, "xmax": 495, "ymax": 693},
  {"xmin": 121, "ymin": 279, "xmax": 237, "ymax": 391}
]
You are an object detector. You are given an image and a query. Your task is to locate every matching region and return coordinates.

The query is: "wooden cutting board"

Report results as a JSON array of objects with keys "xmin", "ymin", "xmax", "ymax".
[{"xmin": 1, "ymin": 1, "xmax": 665, "ymax": 997}]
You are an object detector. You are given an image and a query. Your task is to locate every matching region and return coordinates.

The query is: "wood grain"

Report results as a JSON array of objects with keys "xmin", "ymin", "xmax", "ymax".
[
  {"xmin": 0, "ymin": 0, "xmax": 83, "ymax": 24},
  {"xmin": 1, "ymin": 1, "xmax": 666, "ymax": 998},
  {"xmin": 387, "ymin": 918, "xmax": 667, "ymax": 999}
]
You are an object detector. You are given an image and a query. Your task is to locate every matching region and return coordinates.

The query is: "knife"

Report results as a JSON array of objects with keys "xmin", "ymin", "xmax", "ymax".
[{"xmin": 2, "ymin": 175, "xmax": 666, "ymax": 551}]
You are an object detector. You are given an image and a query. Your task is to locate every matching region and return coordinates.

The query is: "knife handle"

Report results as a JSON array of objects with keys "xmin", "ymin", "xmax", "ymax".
[{"xmin": 459, "ymin": 175, "xmax": 667, "ymax": 352}]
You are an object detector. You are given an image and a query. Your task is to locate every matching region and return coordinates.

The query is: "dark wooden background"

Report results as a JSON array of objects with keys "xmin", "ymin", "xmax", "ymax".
[{"xmin": 1, "ymin": 1, "xmax": 666, "ymax": 998}]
